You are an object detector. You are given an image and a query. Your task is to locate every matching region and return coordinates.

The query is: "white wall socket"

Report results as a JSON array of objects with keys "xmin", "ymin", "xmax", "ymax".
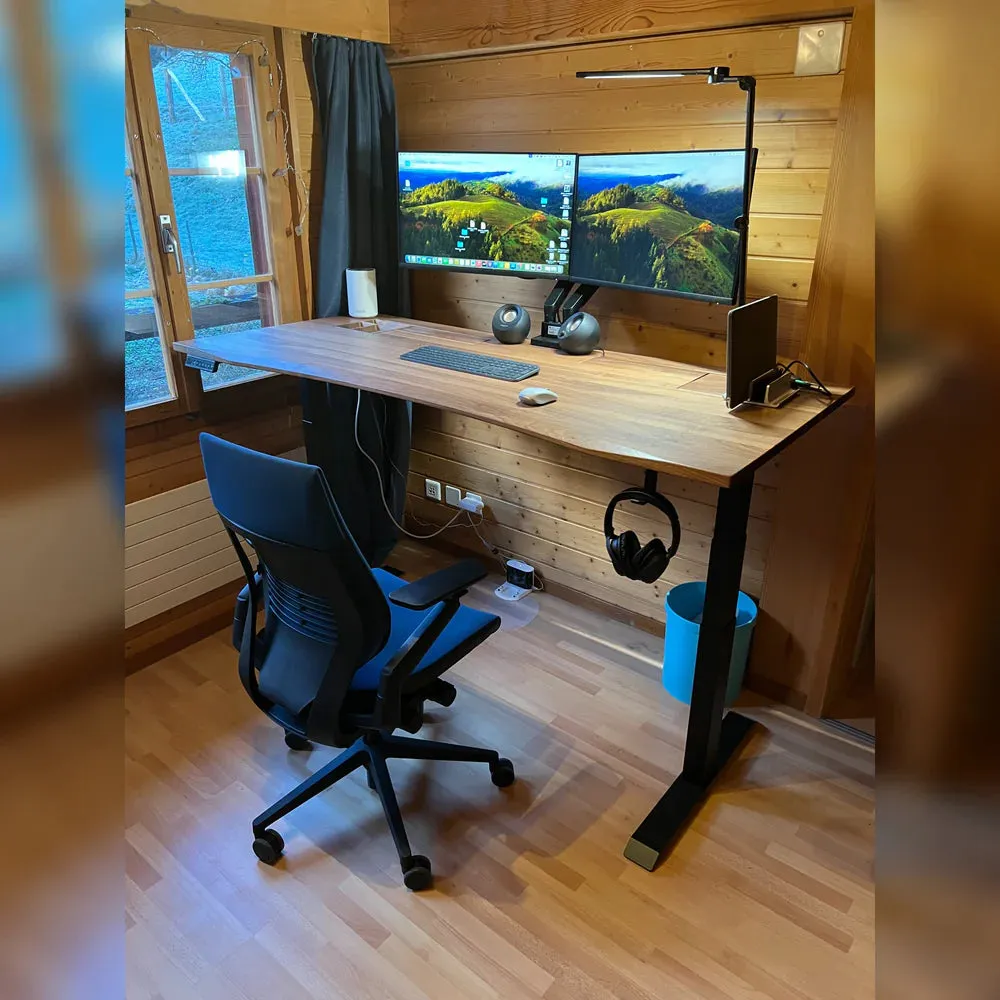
[
  {"xmin": 444, "ymin": 484, "xmax": 462, "ymax": 506},
  {"xmin": 424, "ymin": 479, "xmax": 442, "ymax": 502}
]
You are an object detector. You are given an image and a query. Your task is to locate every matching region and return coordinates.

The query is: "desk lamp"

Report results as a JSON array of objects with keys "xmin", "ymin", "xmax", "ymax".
[{"xmin": 575, "ymin": 66, "xmax": 756, "ymax": 305}]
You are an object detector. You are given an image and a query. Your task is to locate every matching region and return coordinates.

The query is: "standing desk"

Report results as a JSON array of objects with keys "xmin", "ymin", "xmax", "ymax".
[{"xmin": 175, "ymin": 315, "xmax": 853, "ymax": 871}]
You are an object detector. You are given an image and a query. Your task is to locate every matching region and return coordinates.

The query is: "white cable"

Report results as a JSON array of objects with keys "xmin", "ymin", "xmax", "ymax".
[
  {"xmin": 469, "ymin": 513, "xmax": 511, "ymax": 574},
  {"xmin": 470, "ymin": 512, "xmax": 543, "ymax": 590},
  {"xmin": 354, "ymin": 390, "xmax": 467, "ymax": 540}
]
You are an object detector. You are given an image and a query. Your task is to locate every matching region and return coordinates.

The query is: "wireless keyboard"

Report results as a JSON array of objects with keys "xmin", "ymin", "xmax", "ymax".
[{"xmin": 400, "ymin": 345, "xmax": 539, "ymax": 382}]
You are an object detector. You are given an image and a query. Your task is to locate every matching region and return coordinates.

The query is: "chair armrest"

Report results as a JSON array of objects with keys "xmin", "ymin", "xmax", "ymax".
[
  {"xmin": 388, "ymin": 558, "xmax": 487, "ymax": 611},
  {"xmin": 375, "ymin": 598, "xmax": 460, "ymax": 729}
]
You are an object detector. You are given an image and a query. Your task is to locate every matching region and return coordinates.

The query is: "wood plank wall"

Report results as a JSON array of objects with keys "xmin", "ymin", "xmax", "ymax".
[
  {"xmin": 377, "ymin": 19, "xmax": 849, "ymax": 629},
  {"xmin": 284, "ymin": 33, "xmax": 322, "ymax": 316},
  {"xmin": 409, "ymin": 407, "xmax": 774, "ymax": 625},
  {"xmin": 747, "ymin": 0, "xmax": 873, "ymax": 712},
  {"xmin": 389, "ymin": 20, "xmax": 848, "ymax": 365},
  {"xmin": 125, "ymin": 380, "xmax": 303, "ymax": 505},
  {"xmin": 387, "ymin": 0, "xmax": 852, "ymax": 59},
  {"xmin": 283, "ymin": 12, "xmax": 864, "ymax": 662},
  {"xmin": 123, "ymin": 379, "xmax": 303, "ymax": 663},
  {"xmin": 130, "ymin": 0, "xmax": 390, "ymax": 42}
]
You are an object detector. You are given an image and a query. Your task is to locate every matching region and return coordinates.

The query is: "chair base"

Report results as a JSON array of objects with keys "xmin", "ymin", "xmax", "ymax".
[{"xmin": 252, "ymin": 730, "xmax": 515, "ymax": 890}]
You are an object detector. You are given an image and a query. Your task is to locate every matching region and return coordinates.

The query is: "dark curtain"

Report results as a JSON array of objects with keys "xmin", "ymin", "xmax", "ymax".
[{"xmin": 306, "ymin": 35, "xmax": 411, "ymax": 567}]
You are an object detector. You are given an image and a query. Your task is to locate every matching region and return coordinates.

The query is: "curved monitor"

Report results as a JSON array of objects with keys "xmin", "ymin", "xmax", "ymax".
[
  {"xmin": 398, "ymin": 151, "xmax": 577, "ymax": 277},
  {"xmin": 569, "ymin": 149, "xmax": 747, "ymax": 303}
]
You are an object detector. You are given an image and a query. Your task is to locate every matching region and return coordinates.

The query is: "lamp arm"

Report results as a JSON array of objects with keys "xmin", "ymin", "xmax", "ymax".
[{"xmin": 734, "ymin": 76, "xmax": 756, "ymax": 305}]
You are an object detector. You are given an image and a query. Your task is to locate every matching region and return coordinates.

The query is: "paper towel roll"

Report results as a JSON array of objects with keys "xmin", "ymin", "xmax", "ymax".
[{"xmin": 346, "ymin": 268, "xmax": 378, "ymax": 318}]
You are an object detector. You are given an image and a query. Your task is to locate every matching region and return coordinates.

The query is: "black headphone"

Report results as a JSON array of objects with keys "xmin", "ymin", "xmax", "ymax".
[{"xmin": 604, "ymin": 487, "xmax": 682, "ymax": 584}]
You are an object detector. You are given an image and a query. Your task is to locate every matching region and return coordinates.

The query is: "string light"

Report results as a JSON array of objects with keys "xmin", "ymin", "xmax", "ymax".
[{"xmin": 126, "ymin": 24, "xmax": 310, "ymax": 236}]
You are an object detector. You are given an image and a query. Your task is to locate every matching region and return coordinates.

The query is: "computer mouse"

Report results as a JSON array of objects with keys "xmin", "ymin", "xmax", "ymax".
[{"xmin": 518, "ymin": 387, "xmax": 558, "ymax": 406}]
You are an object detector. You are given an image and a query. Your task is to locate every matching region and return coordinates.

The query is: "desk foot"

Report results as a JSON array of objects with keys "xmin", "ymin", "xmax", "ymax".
[{"xmin": 624, "ymin": 711, "xmax": 757, "ymax": 871}]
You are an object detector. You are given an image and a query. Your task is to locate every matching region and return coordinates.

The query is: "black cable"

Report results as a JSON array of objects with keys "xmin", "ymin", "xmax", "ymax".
[{"xmin": 779, "ymin": 359, "xmax": 833, "ymax": 399}]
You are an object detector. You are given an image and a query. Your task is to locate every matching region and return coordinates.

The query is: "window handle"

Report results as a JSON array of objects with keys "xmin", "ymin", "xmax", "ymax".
[{"xmin": 158, "ymin": 214, "xmax": 182, "ymax": 274}]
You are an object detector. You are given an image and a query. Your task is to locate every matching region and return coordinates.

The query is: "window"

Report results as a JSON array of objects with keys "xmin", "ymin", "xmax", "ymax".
[
  {"xmin": 125, "ymin": 138, "xmax": 175, "ymax": 408},
  {"xmin": 125, "ymin": 18, "xmax": 299, "ymax": 420}
]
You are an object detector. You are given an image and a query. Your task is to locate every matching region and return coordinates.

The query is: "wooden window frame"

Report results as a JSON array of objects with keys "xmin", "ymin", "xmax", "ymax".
[
  {"xmin": 126, "ymin": 55, "xmax": 192, "ymax": 426},
  {"xmin": 125, "ymin": 13, "xmax": 303, "ymax": 428}
]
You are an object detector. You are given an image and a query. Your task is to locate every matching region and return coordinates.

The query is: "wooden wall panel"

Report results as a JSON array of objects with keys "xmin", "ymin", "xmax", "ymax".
[
  {"xmin": 749, "ymin": 0, "xmax": 874, "ymax": 713},
  {"xmin": 390, "ymin": 19, "xmax": 845, "ymax": 364},
  {"xmin": 406, "ymin": 406, "xmax": 773, "ymax": 628},
  {"xmin": 395, "ymin": 75, "xmax": 843, "ymax": 135},
  {"xmin": 280, "ymin": 9, "xmax": 861, "ymax": 701},
  {"xmin": 366, "ymin": 17, "xmax": 852, "ymax": 639},
  {"xmin": 409, "ymin": 269, "xmax": 808, "ymax": 359},
  {"xmin": 124, "ymin": 379, "xmax": 303, "ymax": 504},
  {"xmin": 130, "ymin": 0, "xmax": 390, "ymax": 43},
  {"xmin": 284, "ymin": 32, "xmax": 322, "ymax": 317},
  {"xmin": 387, "ymin": 0, "xmax": 852, "ymax": 59}
]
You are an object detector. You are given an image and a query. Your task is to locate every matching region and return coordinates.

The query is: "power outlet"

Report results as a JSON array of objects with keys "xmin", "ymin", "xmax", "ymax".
[
  {"xmin": 424, "ymin": 479, "xmax": 442, "ymax": 502},
  {"xmin": 444, "ymin": 484, "xmax": 462, "ymax": 507}
]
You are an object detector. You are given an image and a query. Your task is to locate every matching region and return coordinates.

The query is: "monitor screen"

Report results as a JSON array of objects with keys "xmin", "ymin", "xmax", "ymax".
[
  {"xmin": 570, "ymin": 149, "xmax": 747, "ymax": 303},
  {"xmin": 398, "ymin": 151, "xmax": 578, "ymax": 277}
]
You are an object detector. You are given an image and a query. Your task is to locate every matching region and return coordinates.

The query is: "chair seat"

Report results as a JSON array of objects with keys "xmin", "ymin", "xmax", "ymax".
[{"xmin": 348, "ymin": 570, "xmax": 500, "ymax": 692}]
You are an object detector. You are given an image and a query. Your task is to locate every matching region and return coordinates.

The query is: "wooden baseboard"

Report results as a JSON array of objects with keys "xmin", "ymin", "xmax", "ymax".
[{"xmin": 125, "ymin": 580, "xmax": 242, "ymax": 673}]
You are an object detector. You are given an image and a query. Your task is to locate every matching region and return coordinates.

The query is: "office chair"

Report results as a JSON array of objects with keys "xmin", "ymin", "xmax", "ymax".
[{"xmin": 199, "ymin": 433, "xmax": 514, "ymax": 890}]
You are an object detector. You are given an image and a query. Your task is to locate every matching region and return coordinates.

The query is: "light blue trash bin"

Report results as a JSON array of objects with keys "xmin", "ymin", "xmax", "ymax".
[{"xmin": 662, "ymin": 582, "xmax": 757, "ymax": 705}]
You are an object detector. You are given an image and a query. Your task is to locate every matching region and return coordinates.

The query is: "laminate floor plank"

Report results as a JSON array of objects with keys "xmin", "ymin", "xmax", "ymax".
[{"xmin": 126, "ymin": 548, "xmax": 874, "ymax": 1000}]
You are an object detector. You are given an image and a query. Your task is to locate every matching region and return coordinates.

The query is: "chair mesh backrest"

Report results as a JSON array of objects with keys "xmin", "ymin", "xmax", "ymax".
[
  {"xmin": 263, "ymin": 566, "xmax": 339, "ymax": 644},
  {"xmin": 199, "ymin": 433, "xmax": 392, "ymax": 705}
]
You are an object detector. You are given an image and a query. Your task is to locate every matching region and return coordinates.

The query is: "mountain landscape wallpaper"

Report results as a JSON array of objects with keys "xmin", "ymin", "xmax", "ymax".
[
  {"xmin": 398, "ymin": 153, "xmax": 577, "ymax": 269},
  {"xmin": 571, "ymin": 150, "xmax": 746, "ymax": 300}
]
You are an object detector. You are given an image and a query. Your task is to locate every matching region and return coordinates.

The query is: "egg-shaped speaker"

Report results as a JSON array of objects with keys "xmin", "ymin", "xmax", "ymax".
[
  {"xmin": 492, "ymin": 304, "xmax": 531, "ymax": 345},
  {"xmin": 556, "ymin": 311, "xmax": 601, "ymax": 355}
]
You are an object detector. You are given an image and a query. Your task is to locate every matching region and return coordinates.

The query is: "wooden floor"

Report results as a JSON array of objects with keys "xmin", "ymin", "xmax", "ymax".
[{"xmin": 125, "ymin": 542, "xmax": 875, "ymax": 1000}]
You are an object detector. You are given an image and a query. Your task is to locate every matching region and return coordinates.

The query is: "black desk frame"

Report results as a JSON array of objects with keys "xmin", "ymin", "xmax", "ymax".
[{"xmin": 624, "ymin": 472, "xmax": 757, "ymax": 870}]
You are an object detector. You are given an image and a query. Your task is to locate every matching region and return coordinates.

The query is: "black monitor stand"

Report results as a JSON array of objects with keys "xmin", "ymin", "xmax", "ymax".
[
  {"xmin": 731, "ymin": 147, "xmax": 759, "ymax": 308},
  {"xmin": 532, "ymin": 280, "xmax": 599, "ymax": 349}
]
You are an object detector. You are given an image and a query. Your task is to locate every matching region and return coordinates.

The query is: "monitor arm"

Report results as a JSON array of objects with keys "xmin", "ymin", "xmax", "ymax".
[{"xmin": 533, "ymin": 280, "xmax": 600, "ymax": 349}]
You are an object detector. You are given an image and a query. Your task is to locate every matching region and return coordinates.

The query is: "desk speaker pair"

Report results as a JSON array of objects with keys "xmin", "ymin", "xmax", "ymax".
[{"xmin": 492, "ymin": 304, "xmax": 601, "ymax": 356}]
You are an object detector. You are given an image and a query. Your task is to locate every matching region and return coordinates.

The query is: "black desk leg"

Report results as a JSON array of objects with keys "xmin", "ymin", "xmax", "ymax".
[{"xmin": 624, "ymin": 474, "xmax": 758, "ymax": 871}]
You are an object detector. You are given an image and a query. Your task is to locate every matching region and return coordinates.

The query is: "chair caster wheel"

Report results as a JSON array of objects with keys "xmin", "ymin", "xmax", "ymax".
[
  {"xmin": 252, "ymin": 829, "xmax": 284, "ymax": 865},
  {"xmin": 401, "ymin": 854, "xmax": 433, "ymax": 891},
  {"xmin": 284, "ymin": 732, "xmax": 312, "ymax": 751},
  {"xmin": 490, "ymin": 758, "xmax": 516, "ymax": 788}
]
